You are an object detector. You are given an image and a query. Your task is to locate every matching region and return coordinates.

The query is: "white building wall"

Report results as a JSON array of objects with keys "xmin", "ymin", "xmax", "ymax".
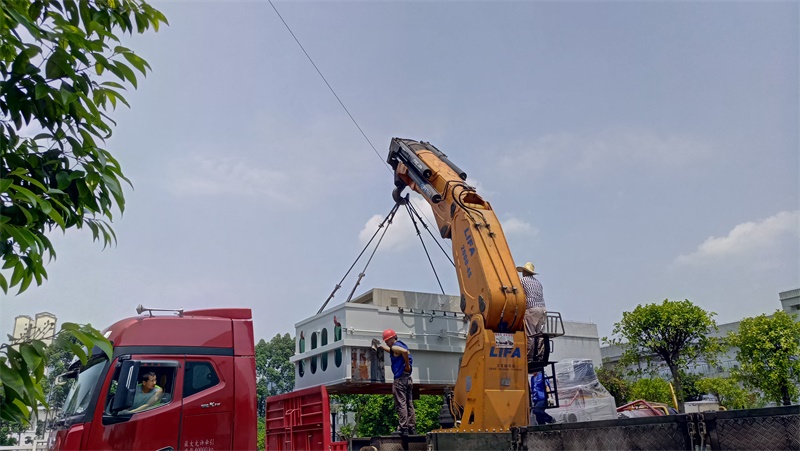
[
  {"xmin": 10, "ymin": 312, "xmax": 57, "ymax": 346},
  {"xmin": 551, "ymin": 321, "xmax": 603, "ymax": 367},
  {"xmin": 12, "ymin": 315, "xmax": 33, "ymax": 342}
]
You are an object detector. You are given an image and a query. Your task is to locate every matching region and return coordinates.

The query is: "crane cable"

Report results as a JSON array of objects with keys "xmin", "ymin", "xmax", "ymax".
[
  {"xmin": 405, "ymin": 201, "xmax": 455, "ymax": 268},
  {"xmin": 317, "ymin": 203, "xmax": 400, "ymax": 314},
  {"xmin": 404, "ymin": 202, "xmax": 446, "ymax": 295},
  {"xmin": 267, "ymin": 0, "xmax": 389, "ymax": 172},
  {"xmin": 344, "ymin": 202, "xmax": 401, "ymax": 303}
]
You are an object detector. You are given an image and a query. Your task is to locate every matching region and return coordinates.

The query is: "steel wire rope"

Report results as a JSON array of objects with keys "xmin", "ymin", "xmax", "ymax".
[
  {"xmin": 345, "ymin": 205, "xmax": 400, "ymax": 303},
  {"xmin": 404, "ymin": 202, "xmax": 446, "ymax": 295},
  {"xmin": 317, "ymin": 203, "xmax": 400, "ymax": 313},
  {"xmin": 267, "ymin": 0, "xmax": 389, "ymax": 171},
  {"xmin": 406, "ymin": 201, "xmax": 455, "ymax": 268}
]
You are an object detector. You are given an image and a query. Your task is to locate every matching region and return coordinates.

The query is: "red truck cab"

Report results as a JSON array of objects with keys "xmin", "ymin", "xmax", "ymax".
[{"xmin": 49, "ymin": 308, "xmax": 257, "ymax": 451}]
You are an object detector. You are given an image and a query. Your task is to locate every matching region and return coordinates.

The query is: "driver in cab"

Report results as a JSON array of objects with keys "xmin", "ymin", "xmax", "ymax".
[{"xmin": 123, "ymin": 372, "xmax": 163, "ymax": 414}]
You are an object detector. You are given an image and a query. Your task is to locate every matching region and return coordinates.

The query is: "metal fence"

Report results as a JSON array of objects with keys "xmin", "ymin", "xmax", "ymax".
[
  {"xmin": 426, "ymin": 405, "xmax": 799, "ymax": 451},
  {"xmin": 701, "ymin": 406, "xmax": 800, "ymax": 451}
]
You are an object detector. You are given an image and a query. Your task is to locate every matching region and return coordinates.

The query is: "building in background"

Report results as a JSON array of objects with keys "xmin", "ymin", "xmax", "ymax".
[{"xmin": 10, "ymin": 312, "xmax": 58, "ymax": 346}]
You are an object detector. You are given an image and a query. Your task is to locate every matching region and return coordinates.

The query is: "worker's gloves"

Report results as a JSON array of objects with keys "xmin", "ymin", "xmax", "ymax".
[{"xmin": 371, "ymin": 338, "xmax": 380, "ymax": 350}]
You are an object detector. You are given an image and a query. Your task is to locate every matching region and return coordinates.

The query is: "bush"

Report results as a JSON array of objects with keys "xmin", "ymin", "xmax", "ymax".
[{"xmin": 630, "ymin": 378, "xmax": 674, "ymax": 406}]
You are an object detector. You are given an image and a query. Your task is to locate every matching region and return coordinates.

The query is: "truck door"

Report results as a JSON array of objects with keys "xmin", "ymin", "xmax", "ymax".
[
  {"xmin": 84, "ymin": 356, "xmax": 183, "ymax": 451},
  {"xmin": 179, "ymin": 357, "xmax": 234, "ymax": 450}
]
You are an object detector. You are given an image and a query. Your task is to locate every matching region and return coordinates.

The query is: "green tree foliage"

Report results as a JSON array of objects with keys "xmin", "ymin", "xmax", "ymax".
[
  {"xmin": 629, "ymin": 378, "xmax": 673, "ymax": 406},
  {"xmin": 0, "ymin": 323, "xmax": 110, "ymax": 425},
  {"xmin": 609, "ymin": 299, "xmax": 719, "ymax": 411},
  {"xmin": 413, "ymin": 395, "xmax": 443, "ymax": 434},
  {"xmin": 331, "ymin": 393, "xmax": 443, "ymax": 438},
  {"xmin": 357, "ymin": 394, "xmax": 396, "ymax": 436},
  {"xmin": 257, "ymin": 418, "xmax": 266, "ymax": 451},
  {"xmin": 255, "ymin": 334, "xmax": 295, "ymax": 417},
  {"xmin": 679, "ymin": 371, "xmax": 702, "ymax": 402},
  {"xmin": 728, "ymin": 310, "xmax": 800, "ymax": 406},
  {"xmin": 0, "ymin": 0, "xmax": 167, "ymax": 295},
  {"xmin": 43, "ymin": 344, "xmax": 73, "ymax": 408},
  {"xmin": 330, "ymin": 394, "xmax": 371, "ymax": 439},
  {"xmin": 596, "ymin": 365, "xmax": 630, "ymax": 406},
  {"xmin": 0, "ymin": 414, "xmax": 25, "ymax": 445},
  {"xmin": 696, "ymin": 377, "xmax": 756, "ymax": 410}
]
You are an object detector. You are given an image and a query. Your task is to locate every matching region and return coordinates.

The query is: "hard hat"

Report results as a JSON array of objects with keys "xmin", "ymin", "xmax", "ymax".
[
  {"xmin": 516, "ymin": 262, "xmax": 538, "ymax": 275},
  {"xmin": 382, "ymin": 329, "xmax": 397, "ymax": 341}
]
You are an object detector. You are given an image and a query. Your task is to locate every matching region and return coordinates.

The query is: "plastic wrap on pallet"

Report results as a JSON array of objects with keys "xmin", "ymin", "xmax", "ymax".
[{"xmin": 547, "ymin": 359, "xmax": 617, "ymax": 423}]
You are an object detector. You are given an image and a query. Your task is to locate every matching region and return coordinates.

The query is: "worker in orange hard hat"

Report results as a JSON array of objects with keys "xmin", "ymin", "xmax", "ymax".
[{"xmin": 375, "ymin": 329, "xmax": 416, "ymax": 435}]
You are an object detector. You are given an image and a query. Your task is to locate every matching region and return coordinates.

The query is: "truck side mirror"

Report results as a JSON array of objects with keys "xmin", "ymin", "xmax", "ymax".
[{"xmin": 111, "ymin": 360, "xmax": 140, "ymax": 413}]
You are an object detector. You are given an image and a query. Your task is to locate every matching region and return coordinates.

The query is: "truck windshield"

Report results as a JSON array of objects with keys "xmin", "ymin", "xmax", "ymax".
[{"xmin": 60, "ymin": 358, "xmax": 107, "ymax": 418}]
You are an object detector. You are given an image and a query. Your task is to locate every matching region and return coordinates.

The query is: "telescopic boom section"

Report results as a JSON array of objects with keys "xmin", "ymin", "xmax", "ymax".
[
  {"xmin": 387, "ymin": 138, "xmax": 526, "ymax": 334},
  {"xmin": 388, "ymin": 138, "xmax": 530, "ymax": 431}
]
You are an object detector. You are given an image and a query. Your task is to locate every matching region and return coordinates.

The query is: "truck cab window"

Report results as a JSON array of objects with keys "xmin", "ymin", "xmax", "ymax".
[
  {"xmin": 62, "ymin": 358, "xmax": 106, "ymax": 418},
  {"xmin": 183, "ymin": 362, "xmax": 220, "ymax": 398},
  {"xmin": 106, "ymin": 363, "xmax": 177, "ymax": 415}
]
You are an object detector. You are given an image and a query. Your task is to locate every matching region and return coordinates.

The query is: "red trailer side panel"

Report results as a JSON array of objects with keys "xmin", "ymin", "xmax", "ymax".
[{"xmin": 265, "ymin": 386, "xmax": 331, "ymax": 451}]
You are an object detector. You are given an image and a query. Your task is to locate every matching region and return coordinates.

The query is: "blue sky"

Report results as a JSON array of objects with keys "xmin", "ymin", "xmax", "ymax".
[{"xmin": 3, "ymin": 1, "xmax": 798, "ymax": 342}]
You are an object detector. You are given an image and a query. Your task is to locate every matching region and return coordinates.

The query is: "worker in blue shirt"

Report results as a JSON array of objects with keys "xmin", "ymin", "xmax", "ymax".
[
  {"xmin": 531, "ymin": 370, "xmax": 554, "ymax": 425},
  {"xmin": 377, "ymin": 329, "xmax": 416, "ymax": 435}
]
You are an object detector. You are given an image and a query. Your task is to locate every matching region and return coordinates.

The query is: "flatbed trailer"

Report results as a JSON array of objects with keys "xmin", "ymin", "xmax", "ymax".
[
  {"xmin": 266, "ymin": 386, "xmax": 799, "ymax": 451},
  {"xmin": 429, "ymin": 404, "xmax": 800, "ymax": 451}
]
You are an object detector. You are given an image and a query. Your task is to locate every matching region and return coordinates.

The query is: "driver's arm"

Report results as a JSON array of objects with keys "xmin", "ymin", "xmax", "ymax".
[{"xmin": 127, "ymin": 387, "xmax": 163, "ymax": 413}]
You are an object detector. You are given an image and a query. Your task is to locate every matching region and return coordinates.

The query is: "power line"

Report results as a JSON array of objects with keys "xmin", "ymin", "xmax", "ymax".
[
  {"xmin": 267, "ymin": 0, "xmax": 389, "ymax": 171},
  {"xmin": 270, "ymin": 2, "xmax": 453, "ymax": 290}
]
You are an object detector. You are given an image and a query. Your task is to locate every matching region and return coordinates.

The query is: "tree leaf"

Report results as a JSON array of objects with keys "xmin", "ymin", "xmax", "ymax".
[
  {"xmin": 9, "ymin": 261, "xmax": 26, "ymax": 288},
  {"xmin": 113, "ymin": 60, "xmax": 137, "ymax": 88},
  {"xmin": 17, "ymin": 174, "xmax": 48, "ymax": 192},
  {"xmin": 61, "ymin": 322, "xmax": 80, "ymax": 331},
  {"xmin": 0, "ymin": 361, "xmax": 26, "ymax": 399},
  {"xmin": 47, "ymin": 206, "xmax": 67, "ymax": 229},
  {"xmin": 34, "ymin": 83, "xmax": 50, "ymax": 100},
  {"xmin": 19, "ymin": 343, "xmax": 44, "ymax": 372},
  {"xmin": 9, "ymin": 184, "xmax": 39, "ymax": 206},
  {"xmin": 122, "ymin": 51, "xmax": 150, "ymax": 75},
  {"xmin": 45, "ymin": 52, "xmax": 68, "ymax": 80}
]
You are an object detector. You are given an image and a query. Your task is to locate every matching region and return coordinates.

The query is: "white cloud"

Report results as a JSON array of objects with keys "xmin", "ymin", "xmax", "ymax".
[
  {"xmin": 358, "ymin": 195, "xmax": 430, "ymax": 252},
  {"xmin": 501, "ymin": 216, "xmax": 539, "ymax": 237},
  {"xmin": 675, "ymin": 210, "xmax": 800, "ymax": 266},
  {"xmin": 498, "ymin": 128, "xmax": 713, "ymax": 179},
  {"xmin": 167, "ymin": 155, "xmax": 296, "ymax": 204},
  {"xmin": 163, "ymin": 112, "xmax": 380, "ymax": 205}
]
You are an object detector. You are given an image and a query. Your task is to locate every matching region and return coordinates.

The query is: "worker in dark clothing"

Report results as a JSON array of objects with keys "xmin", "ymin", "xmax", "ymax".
[
  {"xmin": 530, "ymin": 370, "xmax": 554, "ymax": 425},
  {"xmin": 376, "ymin": 329, "xmax": 416, "ymax": 435}
]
